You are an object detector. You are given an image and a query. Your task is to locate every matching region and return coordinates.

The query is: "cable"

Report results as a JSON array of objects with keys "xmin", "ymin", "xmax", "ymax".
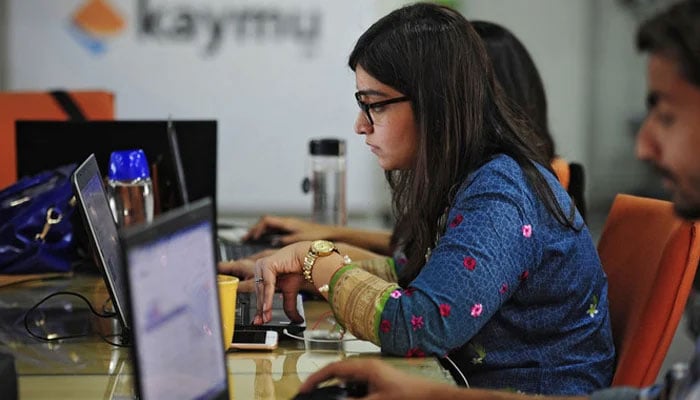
[
  {"xmin": 442, "ymin": 355, "xmax": 469, "ymax": 388},
  {"xmin": 23, "ymin": 291, "xmax": 127, "ymax": 346},
  {"xmin": 282, "ymin": 329, "xmax": 360, "ymax": 343}
]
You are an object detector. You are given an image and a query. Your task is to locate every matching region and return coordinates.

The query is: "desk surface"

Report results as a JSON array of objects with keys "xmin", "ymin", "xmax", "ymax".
[{"xmin": 0, "ymin": 273, "xmax": 452, "ymax": 399}]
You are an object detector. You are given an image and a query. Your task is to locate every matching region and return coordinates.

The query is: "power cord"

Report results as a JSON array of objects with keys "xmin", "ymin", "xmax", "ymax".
[
  {"xmin": 23, "ymin": 291, "xmax": 129, "ymax": 347},
  {"xmin": 442, "ymin": 355, "xmax": 469, "ymax": 388}
]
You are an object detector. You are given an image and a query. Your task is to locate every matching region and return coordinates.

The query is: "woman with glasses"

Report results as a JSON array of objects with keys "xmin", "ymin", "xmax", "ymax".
[{"xmin": 228, "ymin": 3, "xmax": 614, "ymax": 394}]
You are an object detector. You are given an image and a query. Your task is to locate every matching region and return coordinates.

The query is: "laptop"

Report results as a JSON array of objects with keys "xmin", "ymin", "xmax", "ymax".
[
  {"xmin": 16, "ymin": 119, "xmax": 217, "ymax": 213},
  {"xmin": 164, "ymin": 125, "xmax": 306, "ymax": 335},
  {"xmin": 71, "ymin": 154, "xmax": 131, "ymax": 338},
  {"xmin": 73, "ymin": 154, "xmax": 305, "ymax": 336},
  {"xmin": 119, "ymin": 198, "xmax": 229, "ymax": 400}
]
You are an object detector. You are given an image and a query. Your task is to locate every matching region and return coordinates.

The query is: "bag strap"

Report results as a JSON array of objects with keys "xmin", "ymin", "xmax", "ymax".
[{"xmin": 49, "ymin": 90, "xmax": 87, "ymax": 121}]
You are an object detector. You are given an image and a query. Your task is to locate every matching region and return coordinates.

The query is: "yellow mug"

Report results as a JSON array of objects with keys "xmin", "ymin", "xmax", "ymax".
[{"xmin": 217, "ymin": 275, "xmax": 239, "ymax": 351}]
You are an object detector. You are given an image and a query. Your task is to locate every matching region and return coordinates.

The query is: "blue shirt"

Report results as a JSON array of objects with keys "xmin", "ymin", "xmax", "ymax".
[{"xmin": 378, "ymin": 155, "xmax": 615, "ymax": 395}]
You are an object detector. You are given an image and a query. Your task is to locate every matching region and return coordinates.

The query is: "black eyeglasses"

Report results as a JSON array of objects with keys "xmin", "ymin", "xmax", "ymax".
[{"xmin": 354, "ymin": 92, "xmax": 410, "ymax": 125}]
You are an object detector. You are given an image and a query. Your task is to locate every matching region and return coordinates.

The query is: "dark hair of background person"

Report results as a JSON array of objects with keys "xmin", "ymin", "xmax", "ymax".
[
  {"xmin": 348, "ymin": 3, "xmax": 578, "ymax": 286},
  {"xmin": 636, "ymin": 0, "xmax": 700, "ymax": 88},
  {"xmin": 472, "ymin": 20, "xmax": 556, "ymax": 161}
]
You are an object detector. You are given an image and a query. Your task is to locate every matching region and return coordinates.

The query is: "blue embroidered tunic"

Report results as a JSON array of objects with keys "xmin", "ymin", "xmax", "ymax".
[{"xmin": 376, "ymin": 155, "xmax": 615, "ymax": 395}]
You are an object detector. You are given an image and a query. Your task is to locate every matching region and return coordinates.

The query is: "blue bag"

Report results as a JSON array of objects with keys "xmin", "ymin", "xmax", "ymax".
[{"xmin": 0, "ymin": 164, "xmax": 79, "ymax": 274}]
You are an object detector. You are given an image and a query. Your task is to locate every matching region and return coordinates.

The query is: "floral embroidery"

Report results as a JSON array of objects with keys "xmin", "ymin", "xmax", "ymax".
[
  {"xmin": 499, "ymin": 283, "xmax": 508, "ymax": 294},
  {"xmin": 471, "ymin": 303, "xmax": 483, "ymax": 317},
  {"xmin": 522, "ymin": 224, "xmax": 532, "ymax": 238},
  {"xmin": 587, "ymin": 295, "xmax": 599, "ymax": 318},
  {"xmin": 519, "ymin": 270, "xmax": 529, "ymax": 281},
  {"xmin": 406, "ymin": 347, "xmax": 425, "ymax": 358},
  {"xmin": 439, "ymin": 303, "xmax": 451, "ymax": 317},
  {"xmin": 411, "ymin": 315, "xmax": 424, "ymax": 330},
  {"xmin": 449, "ymin": 213, "xmax": 464, "ymax": 228},
  {"xmin": 404, "ymin": 287, "xmax": 416, "ymax": 296},
  {"xmin": 471, "ymin": 343, "xmax": 487, "ymax": 365},
  {"xmin": 391, "ymin": 290, "xmax": 402, "ymax": 299},
  {"xmin": 463, "ymin": 256, "xmax": 477, "ymax": 271},
  {"xmin": 380, "ymin": 320, "xmax": 391, "ymax": 333}
]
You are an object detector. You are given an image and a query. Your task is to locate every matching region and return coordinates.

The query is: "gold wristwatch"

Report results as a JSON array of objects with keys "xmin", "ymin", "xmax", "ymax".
[{"xmin": 303, "ymin": 240, "xmax": 339, "ymax": 283}]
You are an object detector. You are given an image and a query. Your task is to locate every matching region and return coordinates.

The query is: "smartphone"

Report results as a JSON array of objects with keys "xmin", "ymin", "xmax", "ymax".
[{"xmin": 231, "ymin": 330, "xmax": 278, "ymax": 351}]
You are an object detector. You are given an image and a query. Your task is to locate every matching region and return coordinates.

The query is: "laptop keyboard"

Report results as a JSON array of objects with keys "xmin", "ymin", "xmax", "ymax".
[{"xmin": 217, "ymin": 237, "xmax": 271, "ymax": 261}]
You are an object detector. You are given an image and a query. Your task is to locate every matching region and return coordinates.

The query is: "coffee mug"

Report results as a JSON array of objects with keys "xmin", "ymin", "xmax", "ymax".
[{"xmin": 217, "ymin": 275, "xmax": 239, "ymax": 351}]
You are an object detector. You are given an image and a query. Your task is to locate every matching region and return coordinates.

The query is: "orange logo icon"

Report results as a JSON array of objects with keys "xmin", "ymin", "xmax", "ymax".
[{"xmin": 70, "ymin": 0, "xmax": 125, "ymax": 54}]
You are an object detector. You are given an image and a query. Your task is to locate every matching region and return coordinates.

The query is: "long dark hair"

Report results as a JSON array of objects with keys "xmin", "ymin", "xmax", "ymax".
[
  {"xmin": 348, "ymin": 3, "xmax": 576, "ymax": 285},
  {"xmin": 473, "ymin": 20, "xmax": 555, "ymax": 160}
]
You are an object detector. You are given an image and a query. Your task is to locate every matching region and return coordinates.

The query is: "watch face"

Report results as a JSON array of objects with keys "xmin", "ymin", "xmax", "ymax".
[{"xmin": 312, "ymin": 240, "xmax": 335, "ymax": 254}]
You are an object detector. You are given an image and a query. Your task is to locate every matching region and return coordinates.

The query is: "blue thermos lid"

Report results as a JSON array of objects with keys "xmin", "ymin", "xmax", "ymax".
[{"xmin": 108, "ymin": 149, "xmax": 151, "ymax": 181}]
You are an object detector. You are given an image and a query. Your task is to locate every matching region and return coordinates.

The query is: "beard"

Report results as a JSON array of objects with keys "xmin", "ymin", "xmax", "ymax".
[{"xmin": 653, "ymin": 164, "xmax": 700, "ymax": 220}]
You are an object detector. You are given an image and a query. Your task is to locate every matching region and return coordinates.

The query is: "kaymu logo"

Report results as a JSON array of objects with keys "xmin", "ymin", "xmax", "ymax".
[
  {"xmin": 136, "ymin": 0, "xmax": 322, "ymax": 57},
  {"xmin": 69, "ymin": 0, "xmax": 126, "ymax": 54}
]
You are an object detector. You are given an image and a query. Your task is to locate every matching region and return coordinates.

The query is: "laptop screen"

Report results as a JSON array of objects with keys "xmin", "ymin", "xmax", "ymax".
[
  {"xmin": 121, "ymin": 199, "xmax": 228, "ymax": 400},
  {"xmin": 72, "ymin": 154, "xmax": 130, "ymax": 331}
]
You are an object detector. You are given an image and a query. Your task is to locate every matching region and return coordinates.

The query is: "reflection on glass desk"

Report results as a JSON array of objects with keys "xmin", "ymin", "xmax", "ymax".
[{"xmin": 0, "ymin": 273, "xmax": 453, "ymax": 400}]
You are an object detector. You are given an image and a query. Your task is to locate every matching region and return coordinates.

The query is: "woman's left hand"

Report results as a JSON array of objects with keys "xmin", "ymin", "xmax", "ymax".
[{"xmin": 253, "ymin": 241, "xmax": 311, "ymax": 325}]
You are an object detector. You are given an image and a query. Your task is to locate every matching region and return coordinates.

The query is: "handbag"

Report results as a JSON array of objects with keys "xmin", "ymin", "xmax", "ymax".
[{"xmin": 0, "ymin": 164, "xmax": 79, "ymax": 274}]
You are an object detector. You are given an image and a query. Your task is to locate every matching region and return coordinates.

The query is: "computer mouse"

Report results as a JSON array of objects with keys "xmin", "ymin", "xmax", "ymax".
[{"xmin": 291, "ymin": 381, "xmax": 368, "ymax": 400}]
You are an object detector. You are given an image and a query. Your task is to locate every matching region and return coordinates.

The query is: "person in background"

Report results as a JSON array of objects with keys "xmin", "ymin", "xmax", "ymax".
[
  {"xmin": 234, "ymin": 19, "xmax": 580, "ymax": 256},
  {"xmin": 223, "ymin": 2, "xmax": 614, "ymax": 395},
  {"xmin": 297, "ymin": 1, "xmax": 700, "ymax": 399}
]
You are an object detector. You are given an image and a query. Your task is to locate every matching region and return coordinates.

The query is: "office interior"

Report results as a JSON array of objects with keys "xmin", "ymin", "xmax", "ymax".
[{"xmin": 0, "ymin": 0, "xmax": 692, "ymax": 393}]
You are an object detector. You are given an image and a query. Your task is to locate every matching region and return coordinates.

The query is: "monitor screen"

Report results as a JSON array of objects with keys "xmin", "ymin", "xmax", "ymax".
[
  {"xmin": 16, "ymin": 120, "xmax": 217, "ymax": 213},
  {"xmin": 122, "ymin": 199, "xmax": 228, "ymax": 400}
]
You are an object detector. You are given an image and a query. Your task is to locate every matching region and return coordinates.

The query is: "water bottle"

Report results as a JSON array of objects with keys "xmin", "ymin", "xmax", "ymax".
[
  {"xmin": 301, "ymin": 138, "xmax": 347, "ymax": 225},
  {"xmin": 106, "ymin": 149, "xmax": 154, "ymax": 227}
]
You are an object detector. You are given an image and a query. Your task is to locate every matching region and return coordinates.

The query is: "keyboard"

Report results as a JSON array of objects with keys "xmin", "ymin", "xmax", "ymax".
[{"xmin": 216, "ymin": 237, "xmax": 272, "ymax": 261}]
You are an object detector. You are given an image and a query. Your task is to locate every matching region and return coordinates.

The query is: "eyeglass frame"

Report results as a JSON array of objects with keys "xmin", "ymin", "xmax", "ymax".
[{"xmin": 354, "ymin": 92, "xmax": 410, "ymax": 126}]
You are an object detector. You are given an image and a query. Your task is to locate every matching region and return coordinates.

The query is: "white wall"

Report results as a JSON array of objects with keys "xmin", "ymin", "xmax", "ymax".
[
  {"xmin": 0, "ymin": 0, "xmax": 7, "ymax": 91},
  {"xmin": 461, "ymin": 0, "xmax": 593, "ymax": 166},
  {"xmin": 1, "ymin": 0, "xmax": 667, "ymax": 216},
  {"xmin": 5, "ymin": 0, "xmax": 389, "ymax": 218}
]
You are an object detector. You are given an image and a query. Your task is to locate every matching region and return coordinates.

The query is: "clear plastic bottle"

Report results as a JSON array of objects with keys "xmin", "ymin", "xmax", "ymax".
[
  {"xmin": 302, "ymin": 138, "xmax": 347, "ymax": 225},
  {"xmin": 106, "ymin": 149, "xmax": 154, "ymax": 227}
]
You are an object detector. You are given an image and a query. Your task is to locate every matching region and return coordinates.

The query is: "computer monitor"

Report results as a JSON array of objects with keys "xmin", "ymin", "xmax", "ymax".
[{"xmin": 15, "ymin": 120, "xmax": 217, "ymax": 213}]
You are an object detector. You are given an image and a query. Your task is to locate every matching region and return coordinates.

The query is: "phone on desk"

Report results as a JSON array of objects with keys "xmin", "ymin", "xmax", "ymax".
[{"xmin": 231, "ymin": 330, "xmax": 278, "ymax": 351}]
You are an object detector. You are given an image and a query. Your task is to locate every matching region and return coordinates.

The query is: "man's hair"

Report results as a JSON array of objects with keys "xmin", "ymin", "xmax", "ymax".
[{"xmin": 637, "ymin": 0, "xmax": 700, "ymax": 87}]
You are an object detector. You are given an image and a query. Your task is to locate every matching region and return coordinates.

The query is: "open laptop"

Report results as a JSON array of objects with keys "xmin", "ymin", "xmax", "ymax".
[
  {"xmin": 119, "ymin": 198, "xmax": 229, "ymax": 400},
  {"xmin": 164, "ymin": 124, "xmax": 306, "ymax": 335},
  {"xmin": 71, "ymin": 154, "xmax": 131, "ymax": 339},
  {"xmin": 73, "ymin": 153, "xmax": 305, "ymax": 336}
]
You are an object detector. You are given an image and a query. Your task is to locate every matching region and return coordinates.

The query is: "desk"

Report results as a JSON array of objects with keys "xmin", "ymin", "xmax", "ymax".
[{"xmin": 0, "ymin": 274, "xmax": 453, "ymax": 399}]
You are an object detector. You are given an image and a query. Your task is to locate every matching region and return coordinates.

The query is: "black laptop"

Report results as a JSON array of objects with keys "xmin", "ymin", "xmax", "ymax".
[
  {"xmin": 73, "ymin": 154, "xmax": 305, "ymax": 337},
  {"xmin": 71, "ymin": 154, "xmax": 131, "ymax": 338},
  {"xmin": 119, "ymin": 198, "xmax": 228, "ymax": 400}
]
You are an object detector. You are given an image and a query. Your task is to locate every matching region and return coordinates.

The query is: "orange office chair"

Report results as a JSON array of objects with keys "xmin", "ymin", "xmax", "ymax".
[
  {"xmin": 550, "ymin": 157, "xmax": 587, "ymax": 221},
  {"xmin": 598, "ymin": 194, "xmax": 700, "ymax": 387}
]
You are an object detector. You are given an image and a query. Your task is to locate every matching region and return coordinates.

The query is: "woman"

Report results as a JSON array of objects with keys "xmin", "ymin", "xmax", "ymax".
[
  {"xmin": 229, "ymin": 3, "xmax": 614, "ymax": 395},
  {"xmin": 241, "ymin": 21, "xmax": 583, "ymax": 253}
]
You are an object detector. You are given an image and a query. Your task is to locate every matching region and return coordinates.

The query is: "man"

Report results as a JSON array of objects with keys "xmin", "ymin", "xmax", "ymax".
[{"xmin": 295, "ymin": 1, "xmax": 700, "ymax": 399}]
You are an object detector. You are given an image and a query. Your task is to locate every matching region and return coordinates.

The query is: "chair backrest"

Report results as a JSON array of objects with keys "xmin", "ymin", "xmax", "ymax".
[
  {"xmin": 598, "ymin": 194, "xmax": 700, "ymax": 387},
  {"xmin": 550, "ymin": 157, "xmax": 587, "ymax": 222}
]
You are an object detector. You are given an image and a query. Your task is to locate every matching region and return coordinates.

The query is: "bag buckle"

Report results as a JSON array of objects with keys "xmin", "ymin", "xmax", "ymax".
[{"xmin": 35, "ymin": 207, "xmax": 63, "ymax": 242}]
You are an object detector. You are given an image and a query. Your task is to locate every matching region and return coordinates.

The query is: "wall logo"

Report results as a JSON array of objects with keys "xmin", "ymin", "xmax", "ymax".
[{"xmin": 69, "ymin": 0, "xmax": 126, "ymax": 54}]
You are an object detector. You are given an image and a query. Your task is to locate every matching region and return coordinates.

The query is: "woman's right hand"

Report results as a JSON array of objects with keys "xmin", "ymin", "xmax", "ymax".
[{"xmin": 243, "ymin": 215, "xmax": 336, "ymax": 246}]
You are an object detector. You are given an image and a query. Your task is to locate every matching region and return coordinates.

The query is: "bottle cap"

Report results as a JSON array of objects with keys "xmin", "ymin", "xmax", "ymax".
[
  {"xmin": 108, "ymin": 149, "xmax": 151, "ymax": 181},
  {"xmin": 309, "ymin": 138, "xmax": 345, "ymax": 156}
]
